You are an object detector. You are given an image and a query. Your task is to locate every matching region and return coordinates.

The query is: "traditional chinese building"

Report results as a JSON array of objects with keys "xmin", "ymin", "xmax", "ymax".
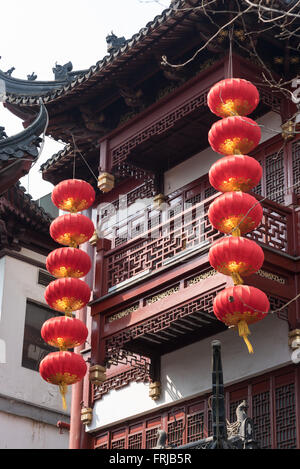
[{"xmin": 2, "ymin": 0, "xmax": 300, "ymax": 449}]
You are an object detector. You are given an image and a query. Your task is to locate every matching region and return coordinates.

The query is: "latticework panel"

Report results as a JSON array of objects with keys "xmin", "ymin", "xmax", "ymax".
[
  {"xmin": 187, "ymin": 412, "xmax": 205, "ymax": 443},
  {"xmin": 145, "ymin": 428, "xmax": 160, "ymax": 449},
  {"xmin": 265, "ymin": 151, "xmax": 285, "ymax": 204},
  {"xmin": 111, "ymin": 89, "xmax": 208, "ymax": 167},
  {"xmin": 292, "ymin": 140, "xmax": 300, "ymax": 195},
  {"xmin": 167, "ymin": 419, "xmax": 184, "ymax": 447},
  {"xmin": 105, "ymin": 287, "xmax": 222, "ymax": 363},
  {"xmin": 252, "ymin": 392, "xmax": 271, "ymax": 449},
  {"xmin": 128, "ymin": 433, "xmax": 143, "ymax": 449},
  {"xmin": 111, "ymin": 439, "xmax": 125, "ymax": 449},
  {"xmin": 275, "ymin": 383, "xmax": 297, "ymax": 449}
]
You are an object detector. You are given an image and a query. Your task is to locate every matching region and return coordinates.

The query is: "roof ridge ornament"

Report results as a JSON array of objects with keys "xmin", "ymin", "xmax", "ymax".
[{"xmin": 106, "ymin": 31, "xmax": 126, "ymax": 54}]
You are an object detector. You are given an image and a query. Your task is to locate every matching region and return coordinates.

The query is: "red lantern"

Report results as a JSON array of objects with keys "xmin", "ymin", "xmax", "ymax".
[
  {"xmin": 207, "ymin": 78, "xmax": 259, "ymax": 118},
  {"xmin": 52, "ymin": 179, "xmax": 95, "ymax": 213},
  {"xmin": 41, "ymin": 316, "xmax": 88, "ymax": 350},
  {"xmin": 39, "ymin": 351, "xmax": 87, "ymax": 409},
  {"xmin": 208, "ymin": 236, "xmax": 264, "ymax": 284},
  {"xmin": 208, "ymin": 191, "xmax": 263, "ymax": 236},
  {"xmin": 213, "ymin": 285, "xmax": 269, "ymax": 353},
  {"xmin": 46, "ymin": 247, "xmax": 91, "ymax": 278},
  {"xmin": 208, "ymin": 116, "xmax": 261, "ymax": 155},
  {"xmin": 50, "ymin": 213, "xmax": 94, "ymax": 247},
  {"xmin": 209, "ymin": 154, "xmax": 262, "ymax": 193},
  {"xmin": 45, "ymin": 277, "xmax": 91, "ymax": 315}
]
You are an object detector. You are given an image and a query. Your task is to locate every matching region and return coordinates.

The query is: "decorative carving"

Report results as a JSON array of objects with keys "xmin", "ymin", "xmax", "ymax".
[
  {"xmin": 281, "ymin": 120, "xmax": 296, "ymax": 140},
  {"xmin": 288, "ymin": 329, "xmax": 300, "ymax": 349},
  {"xmin": 256, "ymin": 269, "xmax": 286, "ymax": 285},
  {"xmin": 149, "ymin": 381, "xmax": 161, "ymax": 401},
  {"xmin": 89, "ymin": 364, "xmax": 106, "ymax": 385},
  {"xmin": 5, "ymin": 67, "xmax": 15, "ymax": 77},
  {"xmin": 81, "ymin": 407, "xmax": 93, "ymax": 425},
  {"xmin": 0, "ymin": 126, "xmax": 7, "ymax": 140},
  {"xmin": 119, "ymin": 86, "xmax": 145, "ymax": 110},
  {"xmin": 27, "ymin": 72, "xmax": 37, "ymax": 81},
  {"xmin": 145, "ymin": 285, "xmax": 180, "ymax": 305},
  {"xmin": 106, "ymin": 32, "xmax": 126, "ymax": 54},
  {"xmin": 153, "ymin": 193, "xmax": 168, "ymax": 211},
  {"xmin": 79, "ymin": 104, "xmax": 110, "ymax": 133},
  {"xmin": 98, "ymin": 172, "xmax": 115, "ymax": 193},
  {"xmin": 89, "ymin": 230, "xmax": 100, "ymax": 247},
  {"xmin": 93, "ymin": 366, "xmax": 150, "ymax": 401},
  {"xmin": 111, "ymin": 87, "xmax": 208, "ymax": 168},
  {"xmin": 187, "ymin": 270, "xmax": 217, "ymax": 286},
  {"xmin": 52, "ymin": 61, "xmax": 73, "ymax": 81},
  {"xmin": 107, "ymin": 304, "xmax": 139, "ymax": 323}
]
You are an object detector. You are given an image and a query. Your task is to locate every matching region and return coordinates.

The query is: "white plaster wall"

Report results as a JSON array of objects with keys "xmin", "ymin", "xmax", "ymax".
[
  {"xmin": 0, "ymin": 255, "xmax": 71, "ymax": 412},
  {"xmin": 164, "ymin": 111, "xmax": 282, "ymax": 196},
  {"xmin": 87, "ymin": 313, "xmax": 291, "ymax": 432},
  {"xmin": 0, "ymin": 411, "xmax": 68, "ymax": 449}
]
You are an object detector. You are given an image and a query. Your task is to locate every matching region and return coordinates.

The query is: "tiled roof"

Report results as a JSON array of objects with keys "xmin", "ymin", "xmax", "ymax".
[
  {"xmin": 0, "ymin": 104, "xmax": 48, "ymax": 162},
  {"xmin": 1, "ymin": 1, "xmax": 184, "ymax": 106}
]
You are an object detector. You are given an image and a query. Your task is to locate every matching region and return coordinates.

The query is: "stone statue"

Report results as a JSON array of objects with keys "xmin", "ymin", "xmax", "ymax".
[{"xmin": 5, "ymin": 67, "xmax": 15, "ymax": 77}]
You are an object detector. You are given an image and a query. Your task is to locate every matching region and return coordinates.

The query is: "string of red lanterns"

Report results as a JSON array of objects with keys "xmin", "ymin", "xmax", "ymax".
[
  {"xmin": 207, "ymin": 78, "xmax": 270, "ymax": 353},
  {"xmin": 39, "ymin": 179, "xmax": 95, "ymax": 409}
]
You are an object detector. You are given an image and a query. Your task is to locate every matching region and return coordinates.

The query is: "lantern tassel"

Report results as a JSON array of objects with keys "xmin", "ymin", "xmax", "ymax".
[
  {"xmin": 231, "ymin": 272, "xmax": 244, "ymax": 285},
  {"xmin": 232, "ymin": 227, "xmax": 241, "ymax": 237},
  {"xmin": 59, "ymin": 383, "xmax": 68, "ymax": 410},
  {"xmin": 237, "ymin": 320, "xmax": 254, "ymax": 354}
]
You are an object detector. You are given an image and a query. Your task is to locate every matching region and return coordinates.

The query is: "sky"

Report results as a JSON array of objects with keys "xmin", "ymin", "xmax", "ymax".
[{"xmin": 0, "ymin": 0, "xmax": 168, "ymax": 200}]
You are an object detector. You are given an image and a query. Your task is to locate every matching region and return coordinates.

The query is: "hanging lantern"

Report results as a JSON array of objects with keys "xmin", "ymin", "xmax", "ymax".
[
  {"xmin": 51, "ymin": 179, "xmax": 95, "ymax": 213},
  {"xmin": 208, "ymin": 237, "xmax": 264, "ymax": 285},
  {"xmin": 39, "ymin": 351, "xmax": 87, "ymax": 409},
  {"xmin": 209, "ymin": 154, "xmax": 262, "ymax": 193},
  {"xmin": 208, "ymin": 116, "xmax": 261, "ymax": 155},
  {"xmin": 207, "ymin": 78, "xmax": 259, "ymax": 118},
  {"xmin": 50, "ymin": 213, "xmax": 94, "ymax": 247},
  {"xmin": 41, "ymin": 316, "xmax": 88, "ymax": 350},
  {"xmin": 208, "ymin": 191, "xmax": 263, "ymax": 236},
  {"xmin": 46, "ymin": 247, "xmax": 91, "ymax": 278},
  {"xmin": 213, "ymin": 285, "xmax": 270, "ymax": 353},
  {"xmin": 45, "ymin": 277, "xmax": 91, "ymax": 315}
]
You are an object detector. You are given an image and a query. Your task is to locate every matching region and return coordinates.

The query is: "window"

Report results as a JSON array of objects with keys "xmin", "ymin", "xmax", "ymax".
[
  {"xmin": 93, "ymin": 366, "xmax": 299, "ymax": 449},
  {"xmin": 22, "ymin": 300, "xmax": 61, "ymax": 371}
]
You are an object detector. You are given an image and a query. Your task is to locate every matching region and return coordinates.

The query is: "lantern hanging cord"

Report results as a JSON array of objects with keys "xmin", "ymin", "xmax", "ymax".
[{"xmin": 69, "ymin": 133, "xmax": 98, "ymax": 184}]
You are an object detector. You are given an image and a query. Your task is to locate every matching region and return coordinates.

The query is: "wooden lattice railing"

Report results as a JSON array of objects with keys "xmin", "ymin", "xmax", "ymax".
[{"xmin": 102, "ymin": 193, "xmax": 297, "ymax": 292}]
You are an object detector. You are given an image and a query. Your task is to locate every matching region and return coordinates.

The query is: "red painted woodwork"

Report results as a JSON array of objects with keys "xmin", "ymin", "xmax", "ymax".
[{"xmin": 92, "ymin": 365, "xmax": 299, "ymax": 449}]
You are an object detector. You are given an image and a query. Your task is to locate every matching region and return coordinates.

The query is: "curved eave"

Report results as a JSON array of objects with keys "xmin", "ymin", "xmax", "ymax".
[
  {"xmin": 0, "ymin": 104, "xmax": 48, "ymax": 193},
  {"xmin": 1, "ymin": 1, "xmax": 185, "ymax": 108}
]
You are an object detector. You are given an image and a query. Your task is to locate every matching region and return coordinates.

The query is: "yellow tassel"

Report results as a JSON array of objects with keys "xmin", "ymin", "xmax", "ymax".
[
  {"xmin": 231, "ymin": 272, "xmax": 244, "ymax": 285},
  {"xmin": 232, "ymin": 227, "xmax": 241, "ymax": 237},
  {"xmin": 59, "ymin": 383, "xmax": 68, "ymax": 410},
  {"xmin": 237, "ymin": 320, "xmax": 254, "ymax": 354}
]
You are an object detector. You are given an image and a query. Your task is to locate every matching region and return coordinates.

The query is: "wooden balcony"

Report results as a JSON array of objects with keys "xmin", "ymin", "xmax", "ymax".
[{"xmin": 96, "ymin": 192, "xmax": 299, "ymax": 296}]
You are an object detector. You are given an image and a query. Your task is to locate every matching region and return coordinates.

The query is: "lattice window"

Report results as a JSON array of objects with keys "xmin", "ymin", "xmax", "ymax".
[
  {"xmin": 252, "ymin": 392, "xmax": 271, "ymax": 449},
  {"xmin": 187, "ymin": 412, "xmax": 205, "ymax": 443},
  {"xmin": 265, "ymin": 150, "xmax": 285, "ymax": 204},
  {"xmin": 145, "ymin": 428, "xmax": 160, "ymax": 449},
  {"xmin": 128, "ymin": 433, "xmax": 143, "ymax": 449},
  {"xmin": 111, "ymin": 439, "xmax": 125, "ymax": 449},
  {"xmin": 275, "ymin": 383, "xmax": 297, "ymax": 449},
  {"xmin": 167, "ymin": 420, "xmax": 184, "ymax": 446},
  {"xmin": 292, "ymin": 140, "xmax": 300, "ymax": 195},
  {"xmin": 96, "ymin": 443, "xmax": 108, "ymax": 449}
]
